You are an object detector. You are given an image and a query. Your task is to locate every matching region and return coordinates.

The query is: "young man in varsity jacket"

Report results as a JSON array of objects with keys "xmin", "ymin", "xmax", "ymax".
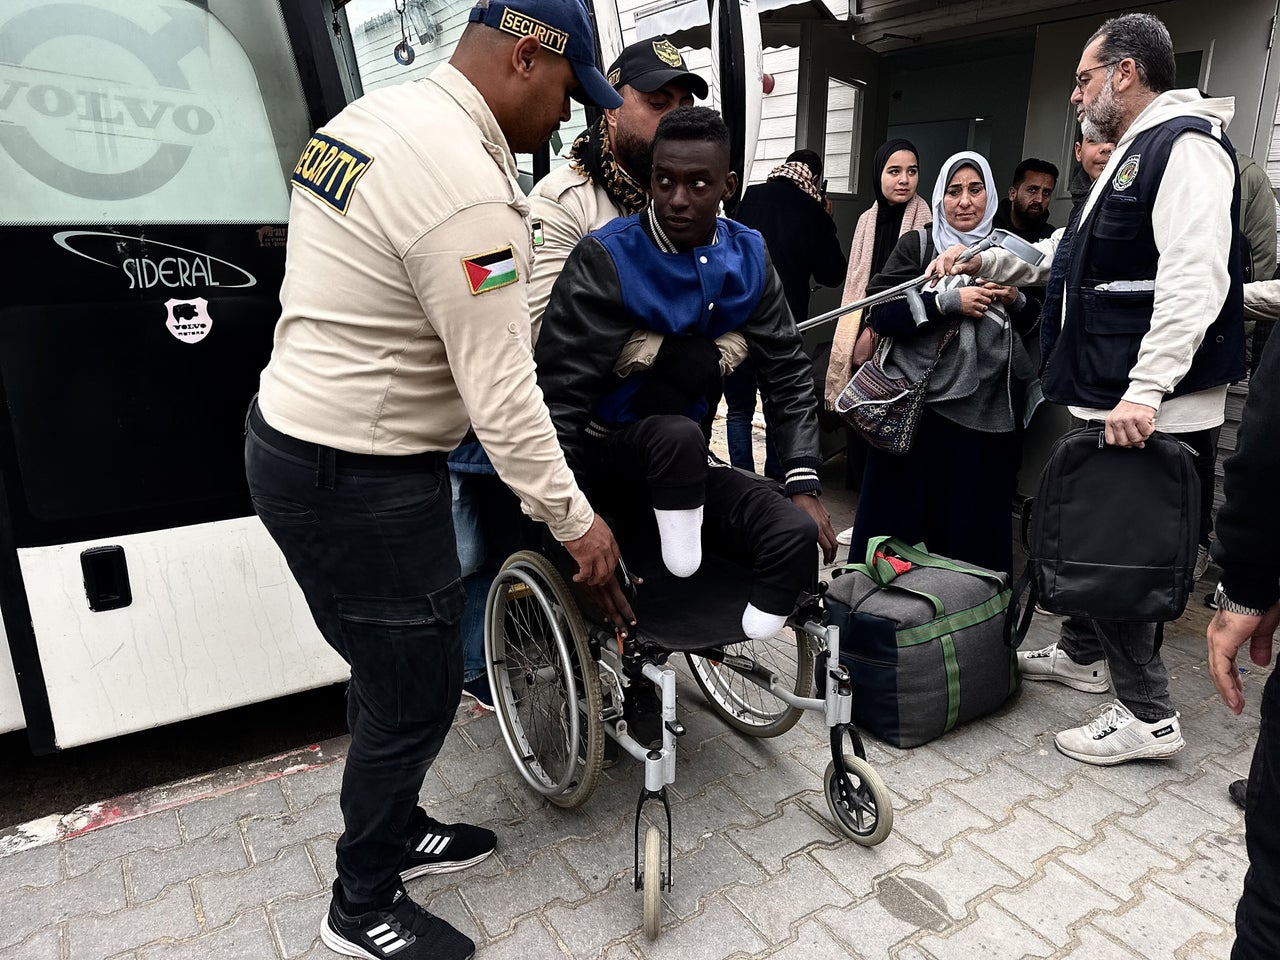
[
  {"xmin": 535, "ymin": 106, "xmax": 838, "ymax": 645},
  {"xmin": 933, "ymin": 13, "xmax": 1247, "ymax": 766}
]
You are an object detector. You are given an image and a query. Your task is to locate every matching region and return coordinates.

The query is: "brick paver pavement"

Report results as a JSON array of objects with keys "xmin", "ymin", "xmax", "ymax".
[
  {"xmin": 0, "ymin": 593, "xmax": 1262, "ymax": 960},
  {"xmin": 0, "ymin": 421, "xmax": 1263, "ymax": 958}
]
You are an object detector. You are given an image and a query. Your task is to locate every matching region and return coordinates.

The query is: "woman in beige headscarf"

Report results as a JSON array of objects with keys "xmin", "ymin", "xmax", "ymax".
[{"xmin": 826, "ymin": 139, "xmax": 930, "ymax": 542}]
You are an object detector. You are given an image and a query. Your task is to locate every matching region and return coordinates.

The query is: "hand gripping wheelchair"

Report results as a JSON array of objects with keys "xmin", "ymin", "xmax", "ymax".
[{"xmin": 482, "ymin": 539, "xmax": 892, "ymax": 940}]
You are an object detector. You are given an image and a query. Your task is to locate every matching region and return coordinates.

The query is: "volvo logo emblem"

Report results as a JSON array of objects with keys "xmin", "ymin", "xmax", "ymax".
[{"xmin": 0, "ymin": 4, "xmax": 214, "ymax": 200}]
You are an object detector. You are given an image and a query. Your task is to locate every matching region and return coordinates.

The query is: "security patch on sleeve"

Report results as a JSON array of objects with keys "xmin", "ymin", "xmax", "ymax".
[
  {"xmin": 291, "ymin": 133, "xmax": 373, "ymax": 215},
  {"xmin": 462, "ymin": 246, "xmax": 519, "ymax": 295}
]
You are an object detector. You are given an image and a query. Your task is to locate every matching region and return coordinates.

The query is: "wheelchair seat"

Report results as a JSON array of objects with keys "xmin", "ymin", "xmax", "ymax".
[
  {"xmin": 550, "ymin": 515, "xmax": 814, "ymax": 651},
  {"xmin": 616, "ymin": 551, "xmax": 757, "ymax": 651}
]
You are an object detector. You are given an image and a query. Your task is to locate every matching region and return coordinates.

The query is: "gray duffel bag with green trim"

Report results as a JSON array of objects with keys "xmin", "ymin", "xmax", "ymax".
[{"xmin": 823, "ymin": 536, "xmax": 1019, "ymax": 748}]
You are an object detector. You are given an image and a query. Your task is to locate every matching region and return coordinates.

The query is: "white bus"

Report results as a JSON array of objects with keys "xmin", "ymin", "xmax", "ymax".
[{"xmin": 0, "ymin": 0, "xmax": 762, "ymax": 753}]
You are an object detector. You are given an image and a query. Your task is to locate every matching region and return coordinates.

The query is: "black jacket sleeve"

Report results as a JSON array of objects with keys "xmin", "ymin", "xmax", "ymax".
[
  {"xmin": 1213, "ymin": 327, "xmax": 1280, "ymax": 609},
  {"xmin": 864, "ymin": 231, "xmax": 944, "ymax": 336},
  {"xmin": 866, "ymin": 291, "xmax": 946, "ymax": 336},
  {"xmin": 742, "ymin": 247, "xmax": 824, "ymax": 495},
  {"xmin": 810, "ymin": 206, "xmax": 848, "ymax": 289},
  {"xmin": 533, "ymin": 238, "xmax": 636, "ymax": 487}
]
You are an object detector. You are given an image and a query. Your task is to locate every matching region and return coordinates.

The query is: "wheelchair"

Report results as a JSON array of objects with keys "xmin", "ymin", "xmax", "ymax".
[{"xmin": 483, "ymin": 536, "xmax": 893, "ymax": 940}]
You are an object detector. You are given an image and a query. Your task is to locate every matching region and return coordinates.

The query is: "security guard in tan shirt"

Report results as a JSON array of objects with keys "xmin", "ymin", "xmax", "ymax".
[
  {"xmin": 245, "ymin": 2, "xmax": 626, "ymax": 957},
  {"xmin": 526, "ymin": 36, "xmax": 706, "ymax": 329}
]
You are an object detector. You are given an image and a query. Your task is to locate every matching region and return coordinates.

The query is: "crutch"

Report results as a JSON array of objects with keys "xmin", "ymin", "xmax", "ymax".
[{"xmin": 795, "ymin": 229, "xmax": 1046, "ymax": 333}]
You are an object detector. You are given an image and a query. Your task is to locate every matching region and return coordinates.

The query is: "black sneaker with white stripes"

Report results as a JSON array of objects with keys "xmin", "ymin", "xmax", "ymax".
[
  {"xmin": 400, "ymin": 807, "xmax": 496, "ymax": 882},
  {"xmin": 320, "ymin": 881, "xmax": 473, "ymax": 960}
]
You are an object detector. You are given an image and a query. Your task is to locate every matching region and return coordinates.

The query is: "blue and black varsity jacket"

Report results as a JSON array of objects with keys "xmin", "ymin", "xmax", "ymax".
[{"xmin": 534, "ymin": 210, "xmax": 823, "ymax": 497}]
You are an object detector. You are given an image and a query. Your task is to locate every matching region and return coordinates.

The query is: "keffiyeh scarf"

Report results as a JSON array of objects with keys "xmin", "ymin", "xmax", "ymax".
[
  {"xmin": 568, "ymin": 117, "xmax": 649, "ymax": 216},
  {"xmin": 767, "ymin": 160, "xmax": 824, "ymax": 204}
]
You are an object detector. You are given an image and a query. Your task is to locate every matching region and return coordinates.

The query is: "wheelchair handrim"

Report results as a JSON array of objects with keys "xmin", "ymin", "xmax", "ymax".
[{"xmin": 485, "ymin": 564, "xmax": 583, "ymax": 796}]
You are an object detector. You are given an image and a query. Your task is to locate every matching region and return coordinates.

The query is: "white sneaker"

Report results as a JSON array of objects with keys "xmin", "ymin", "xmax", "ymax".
[
  {"xmin": 835, "ymin": 526, "xmax": 854, "ymax": 546},
  {"xmin": 1054, "ymin": 700, "xmax": 1184, "ymax": 766},
  {"xmin": 1194, "ymin": 544, "xmax": 1210, "ymax": 581},
  {"xmin": 1018, "ymin": 642, "xmax": 1111, "ymax": 693}
]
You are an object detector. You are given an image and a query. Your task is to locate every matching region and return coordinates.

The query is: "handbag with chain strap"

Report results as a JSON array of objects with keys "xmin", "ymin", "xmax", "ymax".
[{"xmin": 833, "ymin": 323, "xmax": 960, "ymax": 455}]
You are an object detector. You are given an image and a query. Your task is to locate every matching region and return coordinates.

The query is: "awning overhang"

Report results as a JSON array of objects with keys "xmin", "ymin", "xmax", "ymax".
[{"xmin": 633, "ymin": 0, "xmax": 839, "ymax": 49}]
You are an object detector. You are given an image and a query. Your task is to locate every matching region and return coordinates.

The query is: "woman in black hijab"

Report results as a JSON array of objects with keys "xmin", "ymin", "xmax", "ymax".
[{"xmin": 826, "ymin": 140, "xmax": 931, "ymax": 533}]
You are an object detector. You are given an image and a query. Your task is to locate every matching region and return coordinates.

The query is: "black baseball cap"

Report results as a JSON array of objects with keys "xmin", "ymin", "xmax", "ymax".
[
  {"xmin": 606, "ymin": 37, "xmax": 709, "ymax": 99},
  {"xmin": 468, "ymin": 0, "xmax": 622, "ymax": 109}
]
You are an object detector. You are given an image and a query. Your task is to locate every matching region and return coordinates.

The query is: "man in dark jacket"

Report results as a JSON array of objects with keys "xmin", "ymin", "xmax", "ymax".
[
  {"xmin": 733, "ymin": 149, "xmax": 846, "ymax": 324},
  {"xmin": 1206, "ymin": 313, "xmax": 1280, "ymax": 960},
  {"xmin": 724, "ymin": 149, "xmax": 847, "ymax": 478},
  {"xmin": 993, "ymin": 157, "xmax": 1058, "ymax": 243},
  {"xmin": 536, "ymin": 107, "xmax": 837, "ymax": 643}
]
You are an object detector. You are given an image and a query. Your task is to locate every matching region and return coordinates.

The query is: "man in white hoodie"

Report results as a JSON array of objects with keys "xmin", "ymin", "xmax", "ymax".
[{"xmin": 934, "ymin": 12, "xmax": 1247, "ymax": 766}]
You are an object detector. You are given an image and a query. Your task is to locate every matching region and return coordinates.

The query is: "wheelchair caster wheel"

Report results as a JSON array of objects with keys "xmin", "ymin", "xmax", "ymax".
[
  {"xmin": 642, "ymin": 825, "xmax": 663, "ymax": 939},
  {"xmin": 824, "ymin": 754, "xmax": 892, "ymax": 846}
]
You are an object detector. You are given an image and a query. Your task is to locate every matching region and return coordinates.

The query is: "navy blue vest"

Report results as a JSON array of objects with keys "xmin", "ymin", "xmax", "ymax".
[
  {"xmin": 1040, "ymin": 115, "xmax": 1246, "ymax": 408},
  {"xmin": 591, "ymin": 215, "xmax": 768, "ymax": 426}
]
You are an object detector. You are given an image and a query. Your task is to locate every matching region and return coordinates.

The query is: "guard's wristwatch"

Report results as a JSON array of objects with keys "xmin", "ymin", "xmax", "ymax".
[{"xmin": 1214, "ymin": 582, "xmax": 1268, "ymax": 617}]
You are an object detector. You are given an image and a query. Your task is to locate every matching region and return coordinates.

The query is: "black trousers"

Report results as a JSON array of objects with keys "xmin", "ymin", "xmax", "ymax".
[
  {"xmin": 849, "ymin": 409, "xmax": 1020, "ymax": 575},
  {"xmin": 591, "ymin": 414, "xmax": 817, "ymax": 615},
  {"xmin": 1184, "ymin": 425, "xmax": 1221, "ymax": 547},
  {"xmin": 1235, "ymin": 667, "xmax": 1280, "ymax": 958},
  {"xmin": 245, "ymin": 403, "xmax": 464, "ymax": 905}
]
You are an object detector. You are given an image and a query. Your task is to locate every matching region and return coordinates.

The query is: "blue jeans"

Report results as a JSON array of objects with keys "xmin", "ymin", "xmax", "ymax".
[
  {"xmin": 450, "ymin": 467, "xmax": 524, "ymax": 681},
  {"xmin": 245, "ymin": 402, "xmax": 463, "ymax": 904},
  {"xmin": 722, "ymin": 359, "xmax": 782, "ymax": 481}
]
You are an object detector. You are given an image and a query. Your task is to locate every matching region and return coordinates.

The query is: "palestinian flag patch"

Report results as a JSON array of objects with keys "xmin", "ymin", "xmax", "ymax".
[{"xmin": 462, "ymin": 246, "xmax": 519, "ymax": 295}]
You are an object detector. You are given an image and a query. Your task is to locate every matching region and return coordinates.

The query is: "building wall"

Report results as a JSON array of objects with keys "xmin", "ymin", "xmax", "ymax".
[
  {"xmin": 882, "ymin": 40, "xmax": 1037, "ymax": 192},
  {"xmin": 347, "ymin": 0, "xmax": 805, "ymax": 184},
  {"xmin": 350, "ymin": 0, "xmax": 470, "ymax": 92}
]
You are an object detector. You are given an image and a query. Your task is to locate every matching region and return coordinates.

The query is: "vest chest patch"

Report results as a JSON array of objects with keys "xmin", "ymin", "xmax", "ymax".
[{"xmin": 1112, "ymin": 154, "xmax": 1141, "ymax": 192}]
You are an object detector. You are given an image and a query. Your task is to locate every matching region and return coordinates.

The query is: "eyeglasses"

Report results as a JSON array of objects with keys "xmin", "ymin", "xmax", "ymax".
[{"xmin": 1074, "ymin": 59, "xmax": 1123, "ymax": 91}]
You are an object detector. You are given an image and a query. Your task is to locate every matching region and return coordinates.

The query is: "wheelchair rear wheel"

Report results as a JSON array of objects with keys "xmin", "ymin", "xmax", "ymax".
[
  {"xmin": 685, "ymin": 627, "xmax": 815, "ymax": 738},
  {"xmin": 485, "ymin": 550, "xmax": 604, "ymax": 808}
]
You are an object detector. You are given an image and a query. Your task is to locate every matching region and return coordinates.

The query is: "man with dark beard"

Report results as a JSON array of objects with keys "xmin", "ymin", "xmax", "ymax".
[
  {"xmin": 993, "ymin": 157, "xmax": 1058, "ymax": 243},
  {"xmin": 935, "ymin": 12, "xmax": 1246, "ymax": 768},
  {"xmin": 526, "ymin": 37, "xmax": 708, "ymax": 327}
]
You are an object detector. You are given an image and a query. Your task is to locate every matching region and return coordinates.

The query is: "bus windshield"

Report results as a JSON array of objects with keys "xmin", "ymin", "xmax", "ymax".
[{"xmin": 0, "ymin": 0, "xmax": 312, "ymax": 225}]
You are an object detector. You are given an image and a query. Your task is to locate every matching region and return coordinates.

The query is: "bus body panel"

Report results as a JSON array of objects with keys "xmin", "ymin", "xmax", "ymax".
[
  {"xmin": 18, "ymin": 517, "xmax": 347, "ymax": 749},
  {"xmin": 0, "ymin": 626, "xmax": 25, "ymax": 736}
]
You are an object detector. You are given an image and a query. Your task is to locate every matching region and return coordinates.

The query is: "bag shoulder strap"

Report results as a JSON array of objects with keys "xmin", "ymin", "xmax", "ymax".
[{"xmin": 1003, "ymin": 564, "xmax": 1036, "ymax": 649}]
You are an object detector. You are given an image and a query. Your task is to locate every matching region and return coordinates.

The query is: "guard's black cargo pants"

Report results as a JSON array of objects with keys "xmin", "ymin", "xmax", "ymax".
[{"xmin": 245, "ymin": 400, "xmax": 464, "ymax": 906}]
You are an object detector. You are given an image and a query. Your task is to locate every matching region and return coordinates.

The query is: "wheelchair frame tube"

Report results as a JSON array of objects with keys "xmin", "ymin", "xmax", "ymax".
[
  {"xmin": 736, "ymin": 622, "xmax": 852, "ymax": 728},
  {"xmin": 609, "ymin": 664, "xmax": 678, "ymax": 793},
  {"xmin": 643, "ymin": 663, "xmax": 678, "ymax": 788}
]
